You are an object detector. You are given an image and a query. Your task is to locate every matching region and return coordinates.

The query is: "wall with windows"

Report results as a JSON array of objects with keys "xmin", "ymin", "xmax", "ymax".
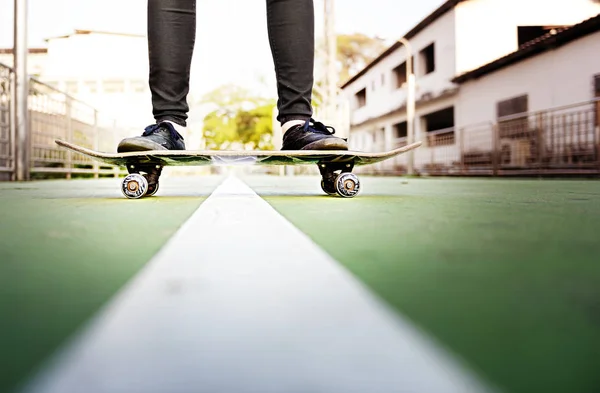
[
  {"xmin": 454, "ymin": 0, "xmax": 600, "ymax": 75},
  {"xmin": 456, "ymin": 30, "xmax": 600, "ymax": 127},
  {"xmin": 341, "ymin": 9, "xmax": 458, "ymax": 127}
]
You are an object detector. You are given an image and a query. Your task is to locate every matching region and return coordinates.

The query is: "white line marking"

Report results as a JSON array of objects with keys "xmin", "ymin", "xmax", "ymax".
[{"xmin": 21, "ymin": 175, "xmax": 494, "ymax": 393}]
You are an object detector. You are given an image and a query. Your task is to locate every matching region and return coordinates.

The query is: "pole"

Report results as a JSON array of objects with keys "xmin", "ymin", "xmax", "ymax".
[
  {"xmin": 14, "ymin": 0, "xmax": 29, "ymax": 181},
  {"xmin": 398, "ymin": 37, "xmax": 415, "ymax": 175},
  {"xmin": 323, "ymin": 0, "xmax": 338, "ymax": 130}
]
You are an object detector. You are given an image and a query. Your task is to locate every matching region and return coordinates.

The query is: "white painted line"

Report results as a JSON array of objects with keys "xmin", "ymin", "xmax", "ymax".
[{"xmin": 20, "ymin": 175, "xmax": 494, "ymax": 393}]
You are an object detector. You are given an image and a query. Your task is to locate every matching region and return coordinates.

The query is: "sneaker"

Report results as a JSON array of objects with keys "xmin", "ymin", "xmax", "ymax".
[
  {"xmin": 281, "ymin": 119, "xmax": 348, "ymax": 151},
  {"xmin": 117, "ymin": 122, "xmax": 186, "ymax": 153}
]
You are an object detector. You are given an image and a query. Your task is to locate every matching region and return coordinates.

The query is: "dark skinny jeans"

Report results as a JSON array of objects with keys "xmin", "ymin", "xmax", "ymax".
[{"xmin": 147, "ymin": 0, "xmax": 314, "ymax": 127}]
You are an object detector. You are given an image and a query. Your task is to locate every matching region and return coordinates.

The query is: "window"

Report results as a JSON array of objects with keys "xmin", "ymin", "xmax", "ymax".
[
  {"xmin": 517, "ymin": 26, "xmax": 568, "ymax": 46},
  {"xmin": 84, "ymin": 81, "xmax": 98, "ymax": 94},
  {"xmin": 497, "ymin": 95, "xmax": 528, "ymax": 118},
  {"xmin": 65, "ymin": 81, "xmax": 78, "ymax": 95},
  {"xmin": 497, "ymin": 95, "xmax": 529, "ymax": 138},
  {"xmin": 103, "ymin": 80, "xmax": 124, "ymax": 94},
  {"xmin": 392, "ymin": 58, "xmax": 414, "ymax": 88},
  {"xmin": 419, "ymin": 43, "xmax": 435, "ymax": 76},
  {"xmin": 422, "ymin": 107, "xmax": 454, "ymax": 146},
  {"xmin": 355, "ymin": 88, "xmax": 366, "ymax": 108},
  {"xmin": 393, "ymin": 122, "xmax": 407, "ymax": 139},
  {"xmin": 130, "ymin": 80, "xmax": 147, "ymax": 93}
]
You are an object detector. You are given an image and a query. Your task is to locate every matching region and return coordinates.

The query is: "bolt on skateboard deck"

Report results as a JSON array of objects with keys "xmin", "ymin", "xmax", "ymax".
[{"xmin": 55, "ymin": 139, "xmax": 422, "ymax": 199}]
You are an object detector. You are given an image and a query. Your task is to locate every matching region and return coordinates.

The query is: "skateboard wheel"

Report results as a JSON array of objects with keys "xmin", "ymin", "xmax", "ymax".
[
  {"xmin": 320, "ymin": 179, "xmax": 337, "ymax": 195},
  {"xmin": 121, "ymin": 174, "xmax": 149, "ymax": 199},
  {"xmin": 334, "ymin": 173, "xmax": 360, "ymax": 198},
  {"xmin": 146, "ymin": 182, "xmax": 159, "ymax": 197}
]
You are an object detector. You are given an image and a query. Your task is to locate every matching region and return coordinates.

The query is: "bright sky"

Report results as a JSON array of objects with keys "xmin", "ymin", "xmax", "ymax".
[{"xmin": 0, "ymin": 0, "xmax": 444, "ymax": 97}]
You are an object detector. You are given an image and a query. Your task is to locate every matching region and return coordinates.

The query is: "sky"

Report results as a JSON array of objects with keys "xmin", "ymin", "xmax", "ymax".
[{"xmin": 0, "ymin": 0, "xmax": 445, "ymax": 97}]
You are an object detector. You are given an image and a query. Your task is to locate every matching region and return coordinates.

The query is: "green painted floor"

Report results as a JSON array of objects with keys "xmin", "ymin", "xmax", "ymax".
[
  {"xmin": 243, "ymin": 175, "xmax": 600, "ymax": 393},
  {"xmin": 0, "ymin": 175, "xmax": 224, "ymax": 393},
  {"xmin": 2, "ymin": 174, "xmax": 600, "ymax": 393}
]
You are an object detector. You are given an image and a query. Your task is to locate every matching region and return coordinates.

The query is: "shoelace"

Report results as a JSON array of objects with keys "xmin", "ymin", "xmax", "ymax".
[
  {"xmin": 143, "ymin": 122, "xmax": 184, "ymax": 141},
  {"xmin": 302, "ymin": 118, "xmax": 336, "ymax": 135}
]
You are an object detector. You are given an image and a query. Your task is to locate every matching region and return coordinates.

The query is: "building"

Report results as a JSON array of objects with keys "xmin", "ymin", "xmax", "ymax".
[
  {"xmin": 1, "ymin": 29, "xmax": 209, "ymax": 152},
  {"xmin": 0, "ymin": 48, "xmax": 49, "ymax": 78},
  {"xmin": 453, "ymin": 14, "xmax": 600, "ymax": 172},
  {"xmin": 37, "ymin": 30, "xmax": 153, "ymax": 130},
  {"xmin": 339, "ymin": 0, "xmax": 600, "ymax": 174}
]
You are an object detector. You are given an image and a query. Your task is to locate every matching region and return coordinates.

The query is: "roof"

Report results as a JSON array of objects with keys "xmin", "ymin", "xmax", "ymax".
[
  {"xmin": 0, "ymin": 48, "xmax": 48, "ymax": 54},
  {"xmin": 44, "ymin": 29, "xmax": 144, "ymax": 42},
  {"xmin": 452, "ymin": 12, "xmax": 600, "ymax": 83},
  {"xmin": 340, "ymin": 0, "xmax": 468, "ymax": 89}
]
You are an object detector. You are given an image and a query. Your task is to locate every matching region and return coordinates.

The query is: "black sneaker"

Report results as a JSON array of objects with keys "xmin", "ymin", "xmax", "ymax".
[
  {"xmin": 281, "ymin": 119, "xmax": 348, "ymax": 151},
  {"xmin": 117, "ymin": 122, "xmax": 186, "ymax": 153}
]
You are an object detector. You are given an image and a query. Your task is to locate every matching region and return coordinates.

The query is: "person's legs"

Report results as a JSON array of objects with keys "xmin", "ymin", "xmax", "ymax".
[
  {"xmin": 117, "ymin": 0, "xmax": 195, "ymax": 152},
  {"xmin": 266, "ymin": 0, "xmax": 347, "ymax": 150},
  {"xmin": 148, "ymin": 0, "xmax": 196, "ymax": 127}
]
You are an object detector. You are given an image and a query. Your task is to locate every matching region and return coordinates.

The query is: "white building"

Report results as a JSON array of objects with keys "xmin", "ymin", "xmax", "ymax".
[
  {"xmin": 0, "ymin": 48, "xmax": 49, "ymax": 77},
  {"xmin": 1, "ymin": 30, "xmax": 207, "ymax": 150},
  {"xmin": 340, "ymin": 0, "xmax": 600, "ymax": 174},
  {"xmin": 453, "ymin": 14, "xmax": 600, "ymax": 171},
  {"xmin": 37, "ymin": 30, "xmax": 153, "ymax": 130}
]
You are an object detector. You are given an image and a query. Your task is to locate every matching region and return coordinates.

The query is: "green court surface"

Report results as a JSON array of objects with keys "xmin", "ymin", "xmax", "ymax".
[
  {"xmin": 0, "ymin": 176, "xmax": 224, "ymax": 393},
  {"xmin": 1, "ymin": 174, "xmax": 600, "ymax": 393},
  {"xmin": 245, "ymin": 175, "xmax": 600, "ymax": 393}
]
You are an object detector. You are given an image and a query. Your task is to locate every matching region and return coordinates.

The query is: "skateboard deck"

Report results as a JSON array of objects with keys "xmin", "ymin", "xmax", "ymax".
[
  {"xmin": 55, "ymin": 139, "xmax": 422, "ymax": 198},
  {"xmin": 55, "ymin": 139, "xmax": 421, "ymax": 167}
]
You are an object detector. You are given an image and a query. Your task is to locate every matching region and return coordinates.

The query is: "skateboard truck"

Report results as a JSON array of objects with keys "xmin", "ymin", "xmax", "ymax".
[
  {"xmin": 318, "ymin": 161, "xmax": 360, "ymax": 198},
  {"xmin": 121, "ymin": 163, "xmax": 163, "ymax": 199}
]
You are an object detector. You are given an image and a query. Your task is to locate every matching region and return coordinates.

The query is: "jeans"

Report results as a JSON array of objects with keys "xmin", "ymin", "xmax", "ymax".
[{"xmin": 148, "ymin": 0, "xmax": 314, "ymax": 127}]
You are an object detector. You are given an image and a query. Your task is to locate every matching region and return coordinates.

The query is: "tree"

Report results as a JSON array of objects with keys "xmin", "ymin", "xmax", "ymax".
[
  {"xmin": 336, "ymin": 33, "xmax": 387, "ymax": 83},
  {"xmin": 200, "ymin": 84, "xmax": 276, "ymax": 150}
]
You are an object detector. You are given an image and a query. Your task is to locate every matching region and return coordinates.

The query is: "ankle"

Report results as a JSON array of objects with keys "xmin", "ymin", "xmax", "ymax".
[
  {"xmin": 159, "ymin": 120, "xmax": 187, "ymax": 137},
  {"xmin": 281, "ymin": 119, "xmax": 306, "ymax": 134}
]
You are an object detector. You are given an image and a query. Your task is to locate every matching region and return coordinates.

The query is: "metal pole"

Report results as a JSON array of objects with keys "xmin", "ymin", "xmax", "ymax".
[
  {"xmin": 9, "ymin": 69, "xmax": 16, "ymax": 180},
  {"xmin": 398, "ymin": 37, "xmax": 415, "ymax": 175},
  {"xmin": 323, "ymin": 0, "xmax": 338, "ymax": 132},
  {"xmin": 14, "ymin": 0, "xmax": 29, "ymax": 181},
  {"xmin": 93, "ymin": 110, "xmax": 99, "ymax": 179}
]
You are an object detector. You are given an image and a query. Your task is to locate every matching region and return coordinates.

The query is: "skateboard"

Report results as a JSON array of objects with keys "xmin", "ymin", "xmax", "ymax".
[{"xmin": 55, "ymin": 139, "xmax": 422, "ymax": 199}]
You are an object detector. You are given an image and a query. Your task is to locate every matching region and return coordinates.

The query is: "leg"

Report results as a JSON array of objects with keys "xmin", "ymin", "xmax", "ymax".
[
  {"xmin": 117, "ymin": 0, "xmax": 194, "ymax": 153},
  {"xmin": 266, "ymin": 0, "xmax": 314, "ymax": 124},
  {"xmin": 266, "ymin": 0, "xmax": 348, "ymax": 151},
  {"xmin": 148, "ymin": 0, "xmax": 197, "ymax": 127}
]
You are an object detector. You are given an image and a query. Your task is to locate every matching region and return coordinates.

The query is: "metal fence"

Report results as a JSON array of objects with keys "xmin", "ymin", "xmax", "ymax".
[
  {"xmin": 1, "ymin": 62, "xmax": 128, "ymax": 181},
  {"xmin": 359, "ymin": 98, "xmax": 600, "ymax": 176},
  {"xmin": 0, "ymin": 63, "xmax": 14, "ymax": 180}
]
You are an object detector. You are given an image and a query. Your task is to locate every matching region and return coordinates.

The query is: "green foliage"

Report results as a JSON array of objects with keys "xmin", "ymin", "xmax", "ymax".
[
  {"xmin": 201, "ymin": 84, "xmax": 276, "ymax": 150},
  {"xmin": 336, "ymin": 33, "xmax": 387, "ymax": 83},
  {"xmin": 201, "ymin": 33, "xmax": 386, "ymax": 149}
]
